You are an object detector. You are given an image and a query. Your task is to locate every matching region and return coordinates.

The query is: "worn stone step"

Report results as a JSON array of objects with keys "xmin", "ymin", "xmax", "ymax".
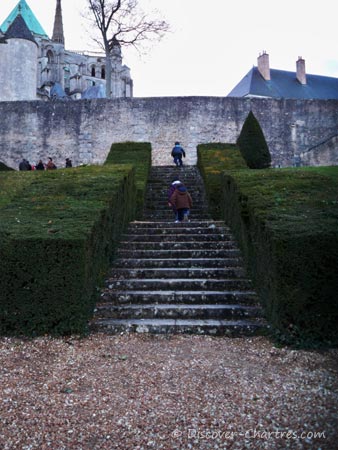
[
  {"xmin": 145, "ymin": 189, "xmax": 204, "ymax": 197},
  {"xmin": 107, "ymin": 267, "xmax": 246, "ymax": 279},
  {"xmin": 113, "ymin": 258, "xmax": 242, "ymax": 268},
  {"xmin": 100, "ymin": 290, "xmax": 259, "ymax": 305},
  {"xmin": 106, "ymin": 278, "xmax": 252, "ymax": 291},
  {"xmin": 128, "ymin": 220, "xmax": 225, "ymax": 228},
  {"xmin": 117, "ymin": 248, "xmax": 241, "ymax": 258},
  {"xmin": 93, "ymin": 303, "xmax": 263, "ymax": 320},
  {"xmin": 142, "ymin": 213, "xmax": 211, "ymax": 220},
  {"xmin": 143, "ymin": 207, "xmax": 208, "ymax": 214},
  {"xmin": 126, "ymin": 225, "xmax": 228, "ymax": 234},
  {"xmin": 91, "ymin": 165, "xmax": 267, "ymax": 337},
  {"xmin": 118, "ymin": 241, "xmax": 238, "ymax": 250},
  {"xmin": 89, "ymin": 318, "xmax": 267, "ymax": 336},
  {"xmin": 121, "ymin": 233, "xmax": 234, "ymax": 242}
]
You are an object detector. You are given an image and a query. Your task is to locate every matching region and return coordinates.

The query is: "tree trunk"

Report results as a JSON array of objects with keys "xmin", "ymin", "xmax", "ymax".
[{"xmin": 105, "ymin": 52, "xmax": 112, "ymax": 98}]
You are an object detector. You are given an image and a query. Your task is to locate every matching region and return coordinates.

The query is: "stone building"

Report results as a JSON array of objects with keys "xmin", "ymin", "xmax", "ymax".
[
  {"xmin": 0, "ymin": 0, "xmax": 133, "ymax": 101},
  {"xmin": 228, "ymin": 51, "xmax": 338, "ymax": 100}
]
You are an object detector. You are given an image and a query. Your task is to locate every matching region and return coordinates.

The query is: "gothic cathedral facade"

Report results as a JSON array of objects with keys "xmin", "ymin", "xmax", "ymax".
[{"xmin": 0, "ymin": 0, "xmax": 133, "ymax": 101}]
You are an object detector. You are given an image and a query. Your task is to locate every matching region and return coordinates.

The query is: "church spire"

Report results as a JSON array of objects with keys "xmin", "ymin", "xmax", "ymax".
[{"xmin": 52, "ymin": 0, "xmax": 64, "ymax": 45}]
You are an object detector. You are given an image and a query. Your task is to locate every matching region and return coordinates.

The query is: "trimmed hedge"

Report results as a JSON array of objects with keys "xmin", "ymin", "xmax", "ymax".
[
  {"xmin": 220, "ymin": 167, "xmax": 338, "ymax": 346},
  {"xmin": 237, "ymin": 111, "xmax": 271, "ymax": 169},
  {"xmin": 105, "ymin": 142, "xmax": 151, "ymax": 218},
  {"xmin": 0, "ymin": 162, "xmax": 14, "ymax": 171},
  {"xmin": 0, "ymin": 165, "xmax": 136, "ymax": 336},
  {"xmin": 197, "ymin": 143, "xmax": 248, "ymax": 218}
]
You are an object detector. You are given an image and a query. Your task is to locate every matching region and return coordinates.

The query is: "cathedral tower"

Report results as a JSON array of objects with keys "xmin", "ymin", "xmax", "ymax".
[
  {"xmin": 0, "ymin": 13, "xmax": 38, "ymax": 101},
  {"xmin": 52, "ymin": 0, "xmax": 64, "ymax": 45}
]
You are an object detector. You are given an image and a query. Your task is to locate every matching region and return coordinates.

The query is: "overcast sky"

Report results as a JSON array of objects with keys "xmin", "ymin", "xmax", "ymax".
[{"xmin": 2, "ymin": 0, "xmax": 338, "ymax": 97}]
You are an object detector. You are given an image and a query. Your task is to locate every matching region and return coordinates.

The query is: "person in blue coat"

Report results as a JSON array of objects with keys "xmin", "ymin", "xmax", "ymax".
[{"xmin": 171, "ymin": 142, "xmax": 186, "ymax": 166}]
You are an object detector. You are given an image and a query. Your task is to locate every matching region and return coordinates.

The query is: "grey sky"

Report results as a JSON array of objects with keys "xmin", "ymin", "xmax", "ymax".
[{"xmin": 2, "ymin": 0, "xmax": 337, "ymax": 97}]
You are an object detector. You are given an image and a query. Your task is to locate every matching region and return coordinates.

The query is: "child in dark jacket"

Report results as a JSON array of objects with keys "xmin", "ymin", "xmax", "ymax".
[
  {"xmin": 168, "ymin": 179, "xmax": 181, "ymax": 220},
  {"xmin": 169, "ymin": 184, "xmax": 192, "ymax": 222},
  {"xmin": 171, "ymin": 142, "xmax": 186, "ymax": 166}
]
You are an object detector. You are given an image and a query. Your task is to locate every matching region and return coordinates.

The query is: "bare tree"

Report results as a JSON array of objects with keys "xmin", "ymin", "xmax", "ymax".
[{"xmin": 86, "ymin": 0, "xmax": 170, "ymax": 97}]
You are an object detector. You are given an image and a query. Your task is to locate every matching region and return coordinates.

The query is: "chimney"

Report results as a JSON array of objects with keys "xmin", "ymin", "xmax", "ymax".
[
  {"xmin": 296, "ymin": 56, "xmax": 306, "ymax": 85},
  {"xmin": 257, "ymin": 51, "xmax": 270, "ymax": 81}
]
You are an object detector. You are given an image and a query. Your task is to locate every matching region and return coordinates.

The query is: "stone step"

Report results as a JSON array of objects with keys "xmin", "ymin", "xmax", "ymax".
[
  {"xmin": 121, "ymin": 233, "xmax": 234, "ymax": 242},
  {"xmin": 90, "ymin": 165, "xmax": 267, "ymax": 337},
  {"xmin": 144, "ymin": 204, "xmax": 207, "ymax": 209},
  {"xmin": 113, "ymin": 258, "xmax": 243, "ymax": 268},
  {"xmin": 126, "ymin": 225, "xmax": 228, "ymax": 234},
  {"xmin": 89, "ymin": 318, "xmax": 267, "ymax": 336},
  {"xmin": 148, "ymin": 181, "xmax": 202, "ymax": 187},
  {"xmin": 100, "ymin": 290, "xmax": 258, "ymax": 305},
  {"xmin": 106, "ymin": 278, "xmax": 252, "ymax": 291},
  {"xmin": 127, "ymin": 220, "xmax": 225, "ymax": 227},
  {"xmin": 107, "ymin": 267, "xmax": 246, "ymax": 279},
  {"xmin": 142, "ymin": 215, "xmax": 210, "ymax": 220},
  {"xmin": 118, "ymin": 241, "xmax": 238, "ymax": 250},
  {"xmin": 117, "ymin": 248, "xmax": 241, "ymax": 259},
  {"xmin": 93, "ymin": 303, "xmax": 263, "ymax": 320}
]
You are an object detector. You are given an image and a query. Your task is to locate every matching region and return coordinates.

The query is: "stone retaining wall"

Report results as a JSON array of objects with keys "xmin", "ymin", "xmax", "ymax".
[{"xmin": 0, "ymin": 96, "xmax": 337, "ymax": 169}]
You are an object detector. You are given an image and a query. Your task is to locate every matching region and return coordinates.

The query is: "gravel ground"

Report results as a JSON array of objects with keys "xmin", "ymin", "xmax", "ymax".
[{"xmin": 0, "ymin": 334, "xmax": 337, "ymax": 450}]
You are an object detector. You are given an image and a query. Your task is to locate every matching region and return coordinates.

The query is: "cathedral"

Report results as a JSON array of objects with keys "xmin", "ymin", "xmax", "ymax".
[{"xmin": 0, "ymin": 0, "xmax": 133, "ymax": 101}]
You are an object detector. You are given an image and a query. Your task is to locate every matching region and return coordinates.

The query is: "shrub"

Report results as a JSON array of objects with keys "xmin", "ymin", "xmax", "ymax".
[
  {"xmin": 197, "ymin": 143, "xmax": 247, "ymax": 218},
  {"xmin": 0, "ymin": 165, "xmax": 136, "ymax": 336},
  {"xmin": 221, "ymin": 167, "xmax": 338, "ymax": 346},
  {"xmin": 0, "ymin": 161, "xmax": 14, "ymax": 171},
  {"xmin": 237, "ymin": 111, "xmax": 271, "ymax": 169},
  {"xmin": 105, "ymin": 142, "xmax": 151, "ymax": 218}
]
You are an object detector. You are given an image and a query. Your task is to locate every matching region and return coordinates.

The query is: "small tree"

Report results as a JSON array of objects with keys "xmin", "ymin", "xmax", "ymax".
[
  {"xmin": 86, "ymin": 0, "xmax": 169, "ymax": 98},
  {"xmin": 237, "ymin": 111, "xmax": 271, "ymax": 169}
]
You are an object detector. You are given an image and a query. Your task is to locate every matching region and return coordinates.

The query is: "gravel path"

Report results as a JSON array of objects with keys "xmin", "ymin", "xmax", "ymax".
[{"xmin": 0, "ymin": 334, "xmax": 337, "ymax": 450}]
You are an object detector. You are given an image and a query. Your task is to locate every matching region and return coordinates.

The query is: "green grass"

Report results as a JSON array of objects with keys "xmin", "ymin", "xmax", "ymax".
[{"xmin": 229, "ymin": 167, "xmax": 338, "ymax": 236}]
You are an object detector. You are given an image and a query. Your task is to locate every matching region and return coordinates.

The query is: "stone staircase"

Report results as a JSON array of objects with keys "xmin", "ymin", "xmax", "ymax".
[{"xmin": 89, "ymin": 166, "xmax": 267, "ymax": 335}]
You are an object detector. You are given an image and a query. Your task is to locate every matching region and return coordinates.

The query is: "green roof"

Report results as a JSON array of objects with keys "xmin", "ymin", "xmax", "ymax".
[{"xmin": 0, "ymin": 0, "xmax": 48, "ymax": 38}]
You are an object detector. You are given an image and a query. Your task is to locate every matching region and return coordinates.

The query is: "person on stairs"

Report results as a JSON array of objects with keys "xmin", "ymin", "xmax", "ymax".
[
  {"xmin": 168, "ymin": 179, "xmax": 181, "ymax": 221},
  {"xmin": 169, "ymin": 183, "xmax": 192, "ymax": 222},
  {"xmin": 171, "ymin": 141, "xmax": 186, "ymax": 166}
]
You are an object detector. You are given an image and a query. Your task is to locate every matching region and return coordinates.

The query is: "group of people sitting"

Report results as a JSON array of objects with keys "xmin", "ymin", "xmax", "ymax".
[
  {"xmin": 168, "ymin": 179, "xmax": 193, "ymax": 223},
  {"xmin": 19, "ymin": 157, "xmax": 72, "ymax": 171}
]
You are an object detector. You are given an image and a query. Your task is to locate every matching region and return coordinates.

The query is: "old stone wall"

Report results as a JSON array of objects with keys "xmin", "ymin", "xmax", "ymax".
[
  {"xmin": 0, "ymin": 96, "xmax": 337, "ymax": 169},
  {"xmin": 301, "ymin": 134, "xmax": 338, "ymax": 166}
]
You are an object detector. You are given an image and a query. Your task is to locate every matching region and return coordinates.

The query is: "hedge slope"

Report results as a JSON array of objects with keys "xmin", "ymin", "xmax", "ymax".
[
  {"xmin": 105, "ymin": 142, "xmax": 151, "ymax": 218},
  {"xmin": 0, "ymin": 165, "xmax": 136, "ymax": 336},
  {"xmin": 221, "ymin": 167, "xmax": 338, "ymax": 346},
  {"xmin": 197, "ymin": 143, "xmax": 247, "ymax": 218}
]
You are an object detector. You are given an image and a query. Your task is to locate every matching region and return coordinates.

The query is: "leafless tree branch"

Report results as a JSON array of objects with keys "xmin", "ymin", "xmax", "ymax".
[{"xmin": 86, "ymin": 0, "xmax": 169, "ymax": 97}]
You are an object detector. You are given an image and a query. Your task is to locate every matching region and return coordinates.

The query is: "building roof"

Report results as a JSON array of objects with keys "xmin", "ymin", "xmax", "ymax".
[
  {"xmin": 227, "ymin": 66, "xmax": 338, "ymax": 100},
  {"xmin": 0, "ymin": 0, "xmax": 48, "ymax": 38},
  {"xmin": 4, "ymin": 13, "xmax": 37, "ymax": 44}
]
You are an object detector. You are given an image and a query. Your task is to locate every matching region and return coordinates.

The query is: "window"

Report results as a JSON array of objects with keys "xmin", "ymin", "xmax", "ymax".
[
  {"xmin": 101, "ymin": 66, "xmax": 106, "ymax": 79},
  {"xmin": 47, "ymin": 50, "xmax": 54, "ymax": 64},
  {"xmin": 91, "ymin": 66, "xmax": 96, "ymax": 77}
]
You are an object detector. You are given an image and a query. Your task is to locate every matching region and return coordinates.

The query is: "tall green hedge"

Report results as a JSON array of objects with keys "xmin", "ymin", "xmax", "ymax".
[
  {"xmin": 105, "ymin": 142, "xmax": 151, "ymax": 218},
  {"xmin": 237, "ymin": 111, "xmax": 271, "ymax": 169},
  {"xmin": 221, "ymin": 167, "xmax": 338, "ymax": 346},
  {"xmin": 197, "ymin": 143, "xmax": 247, "ymax": 218},
  {"xmin": 0, "ymin": 165, "xmax": 136, "ymax": 336},
  {"xmin": 0, "ymin": 161, "xmax": 14, "ymax": 171}
]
